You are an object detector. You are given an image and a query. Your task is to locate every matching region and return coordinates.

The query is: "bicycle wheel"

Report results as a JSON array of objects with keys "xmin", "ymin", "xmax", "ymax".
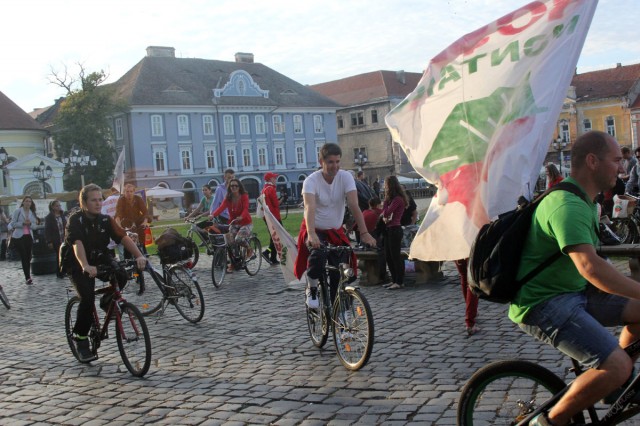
[
  {"xmin": 186, "ymin": 237, "xmax": 200, "ymax": 268},
  {"xmin": 457, "ymin": 359, "xmax": 585, "ymax": 426},
  {"xmin": 306, "ymin": 282, "xmax": 330, "ymax": 348},
  {"xmin": 65, "ymin": 296, "xmax": 98, "ymax": 362},
  {"xmin": 121, "ymin": 267, "xmax": 165, "ymax": 316},
  {"xmin": 211, "ymin": 247, "xmax": 227, "ymax": 288},
  {"xmin": 0, "ymin": 285, "xmax": 10, "ymax": 309},
  {"xmin": 332, "ymin": 288, "xmax": 374, "ymax": 371},
  {"xmin": 243, "ymin": 236, "xmax": 262, "ymax": 276},
  {"xmin": 168, "ymin": 265, "xmax": 205, "ymax": 323},
  {"xmin": 115, "ymin": 302, "xmax": 151, "ymax": 377},
  {"xmin": 610, "ymin": 217, "xmax": 637, "ymax": 244}
]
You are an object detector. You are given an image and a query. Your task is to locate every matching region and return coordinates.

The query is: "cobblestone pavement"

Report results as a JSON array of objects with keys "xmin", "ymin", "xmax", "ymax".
[{"xmin": 0, "ymin": 255, "xmax": 638, "ymax": 425}]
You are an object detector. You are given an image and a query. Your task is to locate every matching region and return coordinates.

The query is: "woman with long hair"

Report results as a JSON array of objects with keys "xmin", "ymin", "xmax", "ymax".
[
  {"xmin": 210, "ymin": 178, "xmax": 253, "ymax": 272},
  {"xmin": 545, "ymin": 163, "xmax": 563, "ymax": 188},
  {"xmin": 44, "ymin": 199, "xmax": 67, "ymax": 278},
  {"xmin": 11, "ymin": 196, "xmax": 39, "ymax": 284},
  {"xmin": 382, "ymin": 176, "xmax": 409, "ymax": 290}
]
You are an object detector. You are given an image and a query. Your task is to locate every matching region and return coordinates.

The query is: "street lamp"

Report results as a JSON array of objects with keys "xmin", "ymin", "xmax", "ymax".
[
  {"xmin": 552, "ymin": 137, "xmax": 567, "ymax": 175},
  {"xmin": 32, "ymin": 160, "xmax": 53, "ymax": 199},
  {"xmin": 354, "ymin": 149, "xmax": 368, "ymax": 171},
  {"xmin": 62, "ymin": 146, "xmax": 97, "ymax": 187},
  {"xmin": 0, "ymin": 147, "xmax": 10, "ymax": 188}
]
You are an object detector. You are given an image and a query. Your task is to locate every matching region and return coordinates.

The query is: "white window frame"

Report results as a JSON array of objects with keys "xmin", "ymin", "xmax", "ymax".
[
  {"xmin": 115, "ymin": 118, "xmax": 123, "ymax": 140},
  {"xmin": 293, "ymin": 114, "xmax": 303, "ymax": 134},
  {"xmin": 255, "ymin": 115, "xmax": 266, "ymax": 135},
  {"xmin": 559, "ymin": 120, "xmax": 570, "ymax": 142},
  {"xmin": 274, "ymin": 143, "xmax": 286, "ymax": 169},
  {"xmin": 583, "ymin": 118, "xmax": 592, "ymax": 133},
  {"xmin": 202, "ymin": 115, "xmax": 214, "ymax": 136},
  {"xmin": 241, "ymin": 145, "xmax": 253, "ymax": 170},
  {"xmin": 225, "ymin": 145, "xmax": 237, "ymax": 168},
  {"xmin": 223, "ymin": 115, "xmax": 234, "ymax": 135},
  {"xmin": 179, "ymin": 145, "xmax": 193, "ymax": 174},
  {"xmin": 152, "ymin": 145, "xmax": 168, "ymax": 176},
  {"xmin": 177, "ymin": 114, "xmax": 190, "ymax": 136},
  {"xmin": 257, "ymin": 144, "xmax": 268, "ymax": 170},
  {"xmin": 239, "ymin": 115, "xmax": 250, "ymax": 135},
  {"xmin": 315, "ymin": 143, "xmax": 323, "ymax": 167},
  {"xmin": 295, "ymin": 142, "xmax": 306, "ymax": 167},
  {"xmin": 606, "ymin": 116, "xmax": 616, "ymax": 137},
  {"xmin": 313, "ymin": 115, "xmax": 323, "ymax": 133},
  {"xmin": 151, "ymin": 115, "xmax": 164, "ymax": 137},
  {"xmin": 204, "ymin": 145, "xmax": 218, "ymax": 173},
  {"xmin": 272, "ymin": 115, "xmax": 284, "ymax": 134}
]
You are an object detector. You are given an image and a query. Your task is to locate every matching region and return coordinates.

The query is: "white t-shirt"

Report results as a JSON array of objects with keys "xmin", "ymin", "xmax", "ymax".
[{"xmin": 302, "ymin": 169, "xmax": 356, "ymax": 230}]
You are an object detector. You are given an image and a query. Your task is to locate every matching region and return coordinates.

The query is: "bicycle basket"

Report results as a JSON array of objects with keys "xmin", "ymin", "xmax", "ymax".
[
  {"xmin": 158, "ymin": 241, "xmax": 193, "ymax": 264},
  {"xmin": 209, "ymin": 233, "xmax": 226, "ymax": 246}
]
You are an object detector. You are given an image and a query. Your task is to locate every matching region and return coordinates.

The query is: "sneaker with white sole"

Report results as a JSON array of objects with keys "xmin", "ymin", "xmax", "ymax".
[{"xmin": 306, "ymin": 287, "xmax": 319, "ymax": 309}]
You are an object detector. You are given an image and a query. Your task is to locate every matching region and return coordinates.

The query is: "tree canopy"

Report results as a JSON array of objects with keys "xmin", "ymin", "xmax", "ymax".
[{"xmin": 50, "ymin": 65, "xmax": 129, "ymax": 191}]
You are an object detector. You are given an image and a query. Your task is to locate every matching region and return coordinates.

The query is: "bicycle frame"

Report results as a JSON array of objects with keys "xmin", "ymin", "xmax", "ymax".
[{"xmin": 90, "ymin": 278, "xmax": 136, "ymax": 354}]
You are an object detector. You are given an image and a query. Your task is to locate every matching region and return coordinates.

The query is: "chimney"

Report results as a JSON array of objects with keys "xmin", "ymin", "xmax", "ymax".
[
  {"xmin": 617, "ymin": 62, "xmax": 622, "ymax": 68},
  {"xmin": 396, "ymin": 70, "xmax": 406, "ymax": 84},
  {"xmin": 146, "ymin": 46, "xmax": 176, "ymax": 58},
  {"xmin": 235, "ymin": 52, "xmax": 254, "ymax": 63}
]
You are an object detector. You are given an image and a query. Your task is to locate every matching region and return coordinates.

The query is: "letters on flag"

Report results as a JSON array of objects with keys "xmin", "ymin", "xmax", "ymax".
[{"xmin": 385, "ymin": 0, "xmax": 598, "ymax": 261}]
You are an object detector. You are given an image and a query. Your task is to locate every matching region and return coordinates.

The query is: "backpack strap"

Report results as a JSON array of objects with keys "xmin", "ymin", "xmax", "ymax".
[{"xmin": 515, "ymin": 181, "xmax": 592, "ymax": 286}]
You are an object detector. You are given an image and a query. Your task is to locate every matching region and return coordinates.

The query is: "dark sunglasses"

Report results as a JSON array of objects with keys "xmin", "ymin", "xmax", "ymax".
[{"xmin": 229, "ymin": 184, "xmax": 239, "ymax": 188}]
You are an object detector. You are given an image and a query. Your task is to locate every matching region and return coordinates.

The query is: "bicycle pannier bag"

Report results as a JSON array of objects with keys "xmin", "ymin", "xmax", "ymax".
[
  {"xmin": 156, "ymin": 227, "xmax": 193, "ymax": 264},
  {"xmin": 468, "ymin": 182, "xmax": 589, "ymax": 304}
]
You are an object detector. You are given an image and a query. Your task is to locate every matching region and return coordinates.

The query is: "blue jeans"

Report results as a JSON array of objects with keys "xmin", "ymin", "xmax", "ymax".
[{"xmin": 519, "ymin": 286, "xmax": 628, "ymax": 369}]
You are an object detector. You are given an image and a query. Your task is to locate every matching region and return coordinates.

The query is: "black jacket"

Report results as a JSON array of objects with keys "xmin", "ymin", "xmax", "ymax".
[{"xmin": 44, "ymin": 212, "xmax": 67, "ymax": 246}]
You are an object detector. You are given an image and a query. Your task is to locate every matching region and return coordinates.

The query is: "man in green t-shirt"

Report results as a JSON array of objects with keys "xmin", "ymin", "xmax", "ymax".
[{"xmin": 513, "ymin": 131, "xmax": 640, "ymax": 426}]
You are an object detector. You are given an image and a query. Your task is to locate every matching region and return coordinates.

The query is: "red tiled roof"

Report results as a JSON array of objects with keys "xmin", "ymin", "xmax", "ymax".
[
  {"xmin": 0, "ymin": 90, "xmax": 46, "ymax": 131},
  {"xmin": 309, "ymin": 70, "xmax": 423, "ymax": 106},
  {"xmin": 573, "ymin": 63, "xmax": 640, "ymax": 102}
]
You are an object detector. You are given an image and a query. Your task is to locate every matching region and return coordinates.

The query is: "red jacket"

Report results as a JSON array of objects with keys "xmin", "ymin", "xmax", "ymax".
[
  {"xmin": 261, "ymin": 182, "xmax": 281, "ymax": 221},
  {"xmin": 212, "ymin": 194, "xmax": 252, "ymax": 226}
]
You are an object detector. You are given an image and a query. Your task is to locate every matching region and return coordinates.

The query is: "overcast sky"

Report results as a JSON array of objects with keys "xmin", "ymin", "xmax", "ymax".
[{"xmin": 2, "ymin": 0, "xmax": 638, "ymax": 113}]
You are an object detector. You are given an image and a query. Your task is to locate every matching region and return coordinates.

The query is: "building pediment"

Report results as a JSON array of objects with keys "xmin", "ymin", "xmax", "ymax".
[
  {"xmin": 5, "ymin": 153, "xmax": 64, "ymax": 170},
  {"xmin": 213, "ymin": 70, "xmax": 269, "ymax": 99}
]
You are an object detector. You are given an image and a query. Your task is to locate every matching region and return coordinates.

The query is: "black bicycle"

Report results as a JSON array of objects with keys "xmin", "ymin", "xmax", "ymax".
[
  {"xmin": 64, "ymin": 259, "xmax": 152, "ymax": 377},
  {"xmin": 209, "ymin": 221, "xmax": 262, "ymax": 288},
  {"xmin": 457, "ymin": 340, "xmax": 640, "ymax": 425},
  {"xmin": 306, "ymin": 244, "xmax": 374, "ymax": 371},
  {"xmin": 0, "ymin": 284, "xmax": 10, "ymax": 309}
]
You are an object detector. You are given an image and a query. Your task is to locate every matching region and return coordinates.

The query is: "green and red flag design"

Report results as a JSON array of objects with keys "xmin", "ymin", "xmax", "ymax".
[{"xmin": 385, "ymin": 0, "xmax": 598, "ymax": 261}]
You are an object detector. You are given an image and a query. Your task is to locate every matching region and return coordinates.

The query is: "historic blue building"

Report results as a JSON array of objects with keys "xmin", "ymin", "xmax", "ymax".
[{"xmin": 109, "ymin": 46, "xmax": 339, "ymax": 207}]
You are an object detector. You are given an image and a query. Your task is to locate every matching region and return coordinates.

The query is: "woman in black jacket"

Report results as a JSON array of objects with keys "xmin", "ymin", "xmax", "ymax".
[{"xmin": 44, "ymin": 199, "xmax": 66, "ymax": 278}]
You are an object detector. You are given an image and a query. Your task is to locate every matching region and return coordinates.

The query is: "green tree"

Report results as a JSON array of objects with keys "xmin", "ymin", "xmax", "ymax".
[{"xmin": 50, "ymin": 64, "xmax": 128, "ymax": 191}]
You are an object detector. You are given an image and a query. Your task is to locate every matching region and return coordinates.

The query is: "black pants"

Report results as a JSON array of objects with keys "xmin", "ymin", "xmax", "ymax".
[
  {"xmin": 307, "ymin": 231, "xmax": 349, "ymax": 303},
  {"xmin": 0, "ymin": 238, "xmax": 6, "ymax": 260},
  {"xmin": 384, "ymin": 226, "xmax": 404, "ymax": 285},
  {"xmin": 13, "ymin": 235, "xmax": 33, "ymax": 280}
]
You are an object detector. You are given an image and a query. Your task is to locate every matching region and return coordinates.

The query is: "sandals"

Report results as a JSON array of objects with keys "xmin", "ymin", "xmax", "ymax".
[
  {"xmin": 466, "ymin": 325, "xmax": 481, "ymax": 336},
  {"xmin": 387, "ymin": 283, "xmax": 404, "ymax": 290}
]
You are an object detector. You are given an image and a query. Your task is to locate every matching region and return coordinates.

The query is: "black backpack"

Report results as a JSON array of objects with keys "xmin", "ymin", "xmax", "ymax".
[{"xmin": 468, "ymin": 181, "xmax": 590, "ymax": 304}]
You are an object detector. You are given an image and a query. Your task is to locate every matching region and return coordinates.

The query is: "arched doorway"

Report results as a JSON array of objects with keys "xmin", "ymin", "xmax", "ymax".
[
  {"xmin": 241, "ymin": 177, "xmax": 260, "ymax": 200},
  {"xmin": 182, "ymin": 180, "xmax": 197, "ymax": 209},
  {"xmin": 24, "ymin": 181, "xmax": 52, "ymax": 199}
]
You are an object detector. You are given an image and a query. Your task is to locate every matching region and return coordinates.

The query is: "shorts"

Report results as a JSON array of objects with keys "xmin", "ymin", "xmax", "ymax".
[{"xmin": 519, "ymin": 285, "xmax": 629, "ymax": 369}]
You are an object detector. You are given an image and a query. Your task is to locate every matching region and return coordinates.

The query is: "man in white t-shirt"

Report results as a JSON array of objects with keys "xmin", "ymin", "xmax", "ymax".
[{"xmin": 297, "ymin": 143, "xmax": 375, "ymax": 308}]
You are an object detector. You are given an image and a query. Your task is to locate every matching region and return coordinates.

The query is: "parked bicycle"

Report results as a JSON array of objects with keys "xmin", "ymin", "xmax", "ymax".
[
  {"xmin": 64, "ymin": 259, "xmax": 152, "ymax": 377},
  {"xmin": 610, "ymin": 193, "xmax": 640, "ymax": 243},
  {"xmin": 457, "ymin": 341, "xmax": 640, "ymax": 425},
  {"xmin": 306, "ymin": 244, "xmax": 374, "ymax": 371},
  {"xmin": 208, "ymin": 219, "xmax": 262, "ymax": 288},
  {"xmin": 0, "ymin": 284, "xmax": 10, "ymax": 309}
]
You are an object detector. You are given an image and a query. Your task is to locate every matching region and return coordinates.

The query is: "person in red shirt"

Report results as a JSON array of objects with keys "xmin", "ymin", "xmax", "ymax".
[
  {"xmin": 210, "ymin": 178, "xmax": 252, "ymax": 272},
  {"xmin": 260, "ymin": 172, "xmax": 281, "ymax": 265},
  {"xmin": 545, "ymin": 163, "xmax": 563, "ymax": 188},
  {"xmin": 362, "ymin": 197, "xmax": 382, "ymax": 235}
]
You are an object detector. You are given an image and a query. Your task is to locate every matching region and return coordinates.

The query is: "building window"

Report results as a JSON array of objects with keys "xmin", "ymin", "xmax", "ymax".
[
  {"xmin": 350, "ymin": 111, "xmax": 364, "ymax": 127},
  {"xmin": 255, "ymin": 115, "xmax": 266, "ymax": 134},
  {"xmin": 151, "ymin": 115, "xmax": 164, "ymax": 137},
  {"xmin": 177, "ymin": 115, "xmax": 190, "ymax": 136},
  {"xmin": 203, "ymin": 115, "xmax": 214, "ymax": 136},
  {"xmin": 274, "ymin": 145, "xmax": 285, "ymax": 167},
  {"xmin": 239, "ymin": 115, "xmax": 250, "ymax": 135},
  {"xmin": 313, "ymin": 115, "xmax": 323, "ymax": 133},
  {"xmin": 559, "ymin": 120, "xmax": 570, "ymax": 142},
  {"xmin": 582, "ymin": 118, "xmax": 592, "ymax": 133},
  {"xmin": 606, "ymin": 116, "xmax": 616, "ymax": 137},
  {"xmin": 272, "ymin": 115, "xmax": 284, "ymax": 134},
  {"xmin": 153, "ymin": 146, "xmax": 167, "ymax": 175},
  {"xmin": 242, "ymin": 146, "xmax": 253, "ymax": 169},
  {"xmin": 180, "ymin": 146, "xmax": 193, "ymax": 173},
  {"xmin": 296, "ymin": 144, "xmax": 306, "ymax": 165},
  {"xmin": 115, "ymin": 118, "xmax": 123, "ymax": 140},
  {"xmin": 226, "ymin": 147, "xmax": 236, "ymax": 168},
  {"xmin": 293, "ymin": 115, "xmax": 303, "ymax": 134},
  {"xmin": 205, "ymin": 146, "xmax": 217, "ymax": 171},
  {"xmin": 223, "ymin": 115, "xmax": 234, "ymax": 135},
  {"xmin": 371, "ymin": 110, "xmax": 378, "ymax": 124},
  {"xmin": 337, "ymin": 115, "xmax": 344, "ymax": 129},
  {"xmin": 315, "ymin": 144, "xmax": 322, "ymax": 166},
  {"xmin": 258, "ymin": 146, "xmax": 268, "ymax": 167}
]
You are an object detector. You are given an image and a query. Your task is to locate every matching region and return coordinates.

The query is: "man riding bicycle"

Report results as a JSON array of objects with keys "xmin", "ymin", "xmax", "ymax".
[
  {"xmin": 66, "ymin": 184, "xmax": 147, "ymax": 363},
  {"xmin": 510, "ymin": 131, "xmax": 640, "ymax": 426},
  {"xmin": 293, "ymin": 143, "xmax": 375, "ymax": 308}
]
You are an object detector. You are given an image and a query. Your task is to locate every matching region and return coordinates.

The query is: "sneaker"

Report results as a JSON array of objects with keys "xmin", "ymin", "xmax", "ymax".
[
  {"xmin": 270, "ymin": 259, "xmax": 280, "ymax": 265},
  {"xmin": 466, "ymin": 325, "xmax": 481, "ymax": 336},
  {"xmin": 261, "ymin": 250, "xmax": 272, "ymax": 265},
  {"xmin": 306, "ymin": 287, "xmax": 319, "ymax": 309},
  {"xmin": 74, "ymin": 337, "xmax": 97, "ymax": 363},
  {"xmin": 529, "ymin": 413, "xmax": 552, "ymax": 426},
  {"xmin": 26, "ymin": 278, "xmax": 33, "ymax": 285}
]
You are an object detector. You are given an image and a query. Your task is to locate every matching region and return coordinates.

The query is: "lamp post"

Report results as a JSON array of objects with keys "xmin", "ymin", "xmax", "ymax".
[
  {"xmin": 62, "ymin": 146, "xmax": 97, "ymax": 187},
  {"xmin": 354, "ymin": 149, "xmax": 368, "ymax": 172},
  {"xmin": 32, "ymin": 160, "xmax": 53, "ymax": 199},
  {"xmin": 0, "ymin": 147, "xmax": 10, "ymax": 188},
  {"xmin": 552, "ymin": 137, "xmax": 567, "ymax": 175}
]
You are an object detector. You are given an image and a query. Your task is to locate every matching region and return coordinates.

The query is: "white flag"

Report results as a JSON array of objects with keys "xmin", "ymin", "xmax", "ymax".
[
  {"xmin": 111, "ymin": 148, "xmax": 125, "ymax": 193},
  {"xmin": 258, "ymin": 195, "xmax": 305, "ymax": 285},
  {"xmin": 385, "ymin": 0, "xmax": 598, "ymax": 261}
]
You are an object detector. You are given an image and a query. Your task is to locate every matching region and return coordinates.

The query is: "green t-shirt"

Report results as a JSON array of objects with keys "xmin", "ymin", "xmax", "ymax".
[{"xmin": 508, "ymin": 178, "xmax": 598, "ymax": 323}]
